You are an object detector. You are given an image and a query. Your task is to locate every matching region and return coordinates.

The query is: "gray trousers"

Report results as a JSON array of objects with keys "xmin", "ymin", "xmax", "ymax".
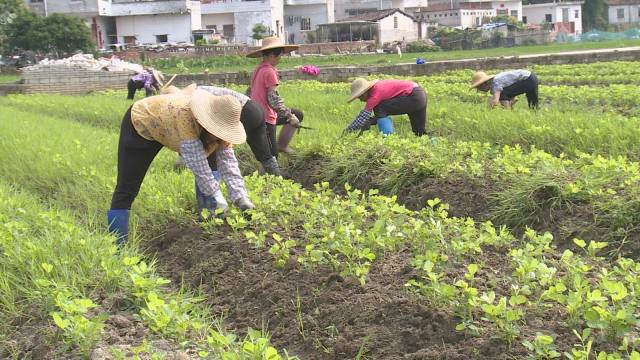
[{"xmin": 373, "ymin": 87, "xmax": 427, "ymax": 136}]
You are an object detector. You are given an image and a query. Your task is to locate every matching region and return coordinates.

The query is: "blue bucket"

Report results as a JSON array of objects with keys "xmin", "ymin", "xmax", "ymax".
[{"xmin": 377, "ymin": 117, "xmax": 394, "ymax": 135}]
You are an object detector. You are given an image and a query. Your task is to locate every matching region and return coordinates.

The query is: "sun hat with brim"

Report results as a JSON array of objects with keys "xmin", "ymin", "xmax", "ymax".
[
  {"xmin": 246, "ymin": 36, "xmax": 299, "ymax": 58},
  {"xmin": 161, "ymin": 83, "xmax": 197, "ymax": 95},
  {"xmin": 191, "ymin": 90, "xmax": 246, "ymax": 145},
  {"xmin": 151, "ymin": 69, "xmax": 165, "ymax": 86},
  {"xmin": 470, "ymin": 71, "xmax": 495, "ymax": 89},
  {"xmin": 347, "ymin": 78, "xmax": 378, "ymax": 103}
]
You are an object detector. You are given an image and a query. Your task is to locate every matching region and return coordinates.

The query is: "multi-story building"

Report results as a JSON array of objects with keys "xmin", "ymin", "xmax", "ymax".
[
  {"xmin": 522, "ymin": 0, "xmax": 583, "ymax": 35},
  {"xmin": 24, "ymin": 0, "xmax": 201, "ymax": 47},
  {"xmin": 414, "ymin": 0, "xmax": 521, "ymax": 28},
  {"xmin": 24, "ymin": 0, "xmax": 334, "ymax": 46},
  {"xmin": 606, "ymin": 0, "xmax": 640, "ymax": 25}
]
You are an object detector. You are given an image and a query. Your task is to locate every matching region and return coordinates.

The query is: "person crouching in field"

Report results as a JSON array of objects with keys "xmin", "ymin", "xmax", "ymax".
[
  {"xmin": 470, "ymin": 69, "xmax": 539, "ymax": 109},
  {"xmin": 126, "ymin": 68, "xmax": 163, "ymax": 100},
  {"xmin": 163, "ymin": 84, "xmax": 282, "ymax": 176},
  {"xmin": 107, "ymin": 89, "xmax": 254, "ymax": 246},
  {"xmin": 344, "ymin": 78, "xmax": 428, "ymax": 136},
  {"xmin": 247, "ymin": 36, "xmax": 304, "ymax": 156}
]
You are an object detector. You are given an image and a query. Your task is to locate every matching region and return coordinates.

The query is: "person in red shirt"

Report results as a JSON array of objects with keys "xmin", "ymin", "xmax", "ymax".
[
  {"xmin": 247, "ymin": 36, "xmax": 303, "ymax": 155},
  {"xmin": 345, "ymin": 78, "xmax": 427, "ymax": 136}
]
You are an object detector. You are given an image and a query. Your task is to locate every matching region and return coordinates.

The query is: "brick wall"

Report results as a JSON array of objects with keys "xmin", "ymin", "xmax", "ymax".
[{"xmin": 21, "ymin": 65, "xmax": 135, "ymax": 95}]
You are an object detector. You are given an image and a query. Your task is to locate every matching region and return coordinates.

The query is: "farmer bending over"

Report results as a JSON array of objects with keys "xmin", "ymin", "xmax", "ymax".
[
  {"xmin": 126, "ymin": 68, "xmax": 163, "ymax": 100},
  {"xmin": 344, "ymin": 78, "xmax": 428, "ymax": 136},
  {"xmin": 247, "ymin": 36, "xmax": 304, "ymax": 156},
  {"xmin": 470, "ymin": 69, "xmax": 539, "ymax": 109},
  {"xmin": 107, "ymin": 89, "xmax": 254, "ymax": 246},
  {"xmin": 163, "ymin": 84, "xmax": 281, "ymax": 176}
]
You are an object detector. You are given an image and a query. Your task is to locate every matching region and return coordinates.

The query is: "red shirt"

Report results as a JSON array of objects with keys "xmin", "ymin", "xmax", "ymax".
[
  {"xmin": 365, "ymin": 79, "xmax": 417, "ymax": 111},
  {"xmin": 250, "ymin": 61, "xmax": 279, "ymax": 125}
]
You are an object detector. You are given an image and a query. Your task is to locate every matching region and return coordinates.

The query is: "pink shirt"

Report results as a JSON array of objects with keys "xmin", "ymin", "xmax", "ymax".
[
  {"xmin": 365, "ymin": 79, "xmax": 417, "ymax": 111},
  {"xmin": 250, "ymin": 61, "xmax": 279, "ymax": 125}
]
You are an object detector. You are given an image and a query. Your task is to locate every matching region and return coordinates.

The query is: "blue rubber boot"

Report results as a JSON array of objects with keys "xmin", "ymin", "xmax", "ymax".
[
  {"xmin": 107, "ymin": 209, "xmax": 129, "ymax": 246},
  {"xmin": 377, "ymin": 116, "xmax": 394, "ymax": 135}
]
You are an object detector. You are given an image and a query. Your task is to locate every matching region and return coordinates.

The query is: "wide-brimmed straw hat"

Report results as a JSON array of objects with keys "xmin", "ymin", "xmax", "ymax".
[
  {"xmin": 161, "ymin": 83, "xmax": 197, "ymax": 95},
  {"xmin": 246, "ymin": 36, "xmax": 299, "ymax": 58},
  {"xmin": 191, "ymin": 90, "xmax": 246, "ymax": 145},
  {"xmin": 470, "ymin": 71, "xmax": 494, "ymax": 89},
  {"xmin": 347, "ymin": 78, "xmax": 378, "ymax": 103},
  {"xmin": 150, "ymin": 68, "xmax": 165, "ymax": 86}
]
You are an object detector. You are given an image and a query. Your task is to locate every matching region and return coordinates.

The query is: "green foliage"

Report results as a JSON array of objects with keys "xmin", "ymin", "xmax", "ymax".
[
  {"xmin": 6, "ymin": 12, "xmax": 93, "ymax": 55},
  {"xmin": 252, "ymin": 23, "xmax": 271, "ymax": 41},
  {"xmin": 582, "ymin": 0, "xmax": 609, "ymax": 31},
  {"xmin": 405, "ymin": 40, "xmax": 441, "ymax": 53}
]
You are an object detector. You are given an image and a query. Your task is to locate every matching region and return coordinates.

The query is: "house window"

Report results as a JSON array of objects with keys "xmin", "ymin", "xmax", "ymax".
[
  {"xmin": 617, "ymin": 8, "xmax": 624, "ymax": 19},
  {"xmin": 394, "ymin": 16, "xmax": 398, "ymax": 28},
  {"xmin": 156, "ymin": 34, "xmax": 168, "ymax": 43},
  {"xmin": 522, "ymin": 16, "xmax": 527, "ymax": 23},
  {"xmin": 206, "ymin": 25, "xmax": 217, "ymax": 32},
  {"xmin": 30, "ymin": 0, "xmax": 44, "ymax": 3},
  {"xmin": 562, "ymin": 8, "xmax": 569, "ymax": 22},
  {"xmin": 545, "ymin": 14, "xmax": 552, "ymax": 22},
  {"xmin": 574, "ymin": 9, "xmax": 579, "ymax": 18},
  {"xmin": 497, "ymin": 9, "xmax": 507, "ymax": 15},
  {"xmin": 124, "ymin": 36, "xmax": 136, "ymax": 44},
  {"xmin": 510, "ymin": 10, "xmax": 517, "ymax": 17},
  {"xmin": 223, "ymin": 24, "xmax": 234, "ymax": 38},
  {"xmin": 301, "ymin": 17, "xmax": 311, "ymax": 31}
]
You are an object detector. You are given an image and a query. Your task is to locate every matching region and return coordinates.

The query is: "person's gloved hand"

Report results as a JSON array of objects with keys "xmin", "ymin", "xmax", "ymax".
[
  {"xmin": 214, "ymin": 190, "xmax": 229, "ymax": 212},
  {"xmin": 288, "ymin": 113, "xmax": 300, "ymax": 128},
  {"xmin": 235, "ymin": 197, "xmax": 255, "ymax": 211}
]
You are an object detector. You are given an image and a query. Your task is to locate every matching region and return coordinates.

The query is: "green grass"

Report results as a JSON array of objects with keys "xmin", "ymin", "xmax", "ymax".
[
  {"xmin": 0, "ymin": 73, "xmax": 20, "ymax": 83},
  {"xmin": 149, "ymin": 38, "xmax": 640, "ymax": 74}
]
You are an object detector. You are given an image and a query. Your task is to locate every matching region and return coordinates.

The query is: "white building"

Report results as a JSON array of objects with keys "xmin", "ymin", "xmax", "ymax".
[
  {"xmin": 411, "ymin": 0, "xmax": 521, "ymax": 28},
  {"xmin": 284, "ymin": 0, "xmax": 335, "ymax": 44},
  {"xmin": 606, "ymin": 0, "xmax": 640, "ymax": 25},
  {"xmin": 199, "ymin": 0, "xmax": 285, "ymax": 44},
  {"xmin": 104, "ymin": 0, "xmax": 202, "ymax": 45},
  {"xmin": 523, "ymin": 0, "xmax": 583, "ymax": 34},
  {"xmin": 25, "ymin": 0, "xmax": 201, "ymax": 46},
  {"xmin": 335, "ymin": 8, "xmax": 423, "ymax": 43}
]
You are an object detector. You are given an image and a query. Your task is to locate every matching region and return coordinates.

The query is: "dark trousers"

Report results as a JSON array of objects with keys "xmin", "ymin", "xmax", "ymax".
[
  {"xmin": 500, "ymin": 73, "xmax": 539, "ymax": 109},
  {"xmin": 373, "ymin": 87, "xmax": 427, "ymax": 136},
  {"xmin": 111, "ymin": 107, "xmax": 163, "ymax": 209},
  {"xmin": 127, "ymin": 79, "xmax": 153, "ymax": 100},
  {"xmin": 265, "ymin": 108, "xmax": 304, "ymax": 158},
  {"xmin": 240, "ymin": 100, "xmax": 272, "ymax": 162}
]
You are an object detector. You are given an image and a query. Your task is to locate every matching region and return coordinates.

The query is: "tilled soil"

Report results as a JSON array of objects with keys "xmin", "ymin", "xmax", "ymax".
[{"xmin": 148, "ymin": 222, "xmax": 535, "ymax": 360}]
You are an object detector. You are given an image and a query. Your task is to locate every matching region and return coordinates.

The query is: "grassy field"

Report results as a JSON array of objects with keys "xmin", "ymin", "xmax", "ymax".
[
  {"xmin": 0, "ymin": 73, "xmax": 20, "ymax": 83},
  {"xmin": 148, "ymin": 38, "xmax": 640, "ymax": 74},
  {"xmin": 2, "ymin": 60, "xmax": 640, "ymax": 359}
]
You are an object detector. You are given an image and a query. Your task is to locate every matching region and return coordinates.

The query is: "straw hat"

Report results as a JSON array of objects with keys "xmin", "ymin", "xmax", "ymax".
[
  {"xmin": 150, "ymin": 68, "xmax": 165, "ymax": 86},
  {"xmin": 347, "ymin": 78, "xmax": 378, "ymax": 103},
  {"xmin": 246, "ymin": 36, "xmax": 299, "ymax": 58},
  {"xmin": 160, "ymin": 83, "xmax": 197, "ymax": 95},
  {"xmin": 191, "ymin": 90, "xmax": 246, "ymax": 145},
  {"xmin": 470, "ymin": 71, "xmax": 494, "ymax": 89}
]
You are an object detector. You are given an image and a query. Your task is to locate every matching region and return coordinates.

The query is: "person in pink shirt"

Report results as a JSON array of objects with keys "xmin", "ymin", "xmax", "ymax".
[
  {"xmin": 246, "ymin": 36, "xmax": 304, "ymax": 155},
  {"xmin": 345, "ymin": 78, "xmax": 427, "ymax": 136}
]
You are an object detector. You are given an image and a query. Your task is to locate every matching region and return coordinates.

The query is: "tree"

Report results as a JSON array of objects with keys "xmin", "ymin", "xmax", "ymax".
[
  {"xmin": 0, "ymin": 0, "xmax": 28, "ymax": 53},
  {"xmin": 251, "ymin": 23, "xmax": 271, "ymax": 40},
  {"xmin": 6, "ymin": 12, "xmax": 93, "ymax": 56},
  {"xmin": 582, "ymin": 0, "xmax": 609, "ymax": 31},
  {"xmin": 43, "ymin": 13, "xmax": 93, "ymax": 55}
]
